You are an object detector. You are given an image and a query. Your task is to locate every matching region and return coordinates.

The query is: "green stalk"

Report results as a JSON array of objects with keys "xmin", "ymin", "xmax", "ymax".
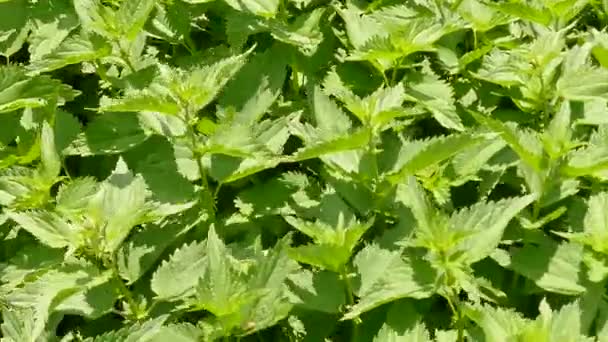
[
  {"xmin": 390, "ymin": 58, "xmax": 404, "ymax": 86},
  {"xmin": 341, "ymin": 267, "xmax": 359, "ymax": 342},
  {"xmin": 473, "ymin": 29, "xmax": 478, "ymax": 51},
  {"xmin": 184, "ymin": 35, "xmax": 197, "ymax": 55},
  {"xmin": 368, "ymin": 131, "xmax": 379, "ymax": 183},
  {"xmin": 446, "ymin": 293, "xmax": 465, "ymax": 342},
  {"xmin": 183, "ymin": 106, "xmax": 216, "ymax": 218},
  {"xmin": 109, "ymin": 257, "xmax": 141, "ymax": 321}
]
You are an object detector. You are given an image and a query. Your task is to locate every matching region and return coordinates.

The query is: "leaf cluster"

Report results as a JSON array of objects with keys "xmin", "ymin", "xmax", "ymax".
[{"xmin": 3, "ymin": 0, "xmax": 608, "ymax": 341}]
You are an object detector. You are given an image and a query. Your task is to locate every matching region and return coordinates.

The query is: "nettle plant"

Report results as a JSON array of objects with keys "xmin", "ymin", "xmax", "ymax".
[{"xmin": 3, "ymin": 0, "xmax": 608, "ymax": 341}]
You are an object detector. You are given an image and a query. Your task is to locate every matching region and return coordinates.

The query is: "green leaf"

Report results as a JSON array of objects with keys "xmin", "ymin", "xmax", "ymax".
[
  {"xmin": 450, "ymin": 138, "xmax": 506, "ymax": 179},
  {"xmin": 203, "ymin": 114, "xmax": 294, "ymax": 184},
  {"xmin": 116, "ymin": 212, "xmax": 202, "ymax": 284},
  {"xmin": 0, "ymin": 111, "xmax": 19, "ymax": 146},
  {"xmin": 520, "ymin": 299, "xmax": 593, "ymax": 342},
  {"xmin": 151, "ymin": 240, "xmax": 208, "ymax": 301},
  {"xmin": 548, "ymin": 300, "xmax": 594, "ymax": 341},
  {"xmin": 335, "ymin": 4, "xmax": 384, "ymax": 50},
  {"xmin": 343, "ymin": 253, "xmax": 436, "ymax": 320},
  {"xmin": 470, "ymin": 110, "xmax": 544, "ymax": 171},
  {"xmin": 489, "ymin": 1, "xmax": 552, "ymax": 26},
  {"xmin": 149, "ymin": 323, "xmax": 203, "ymax": 342},
  {"xmin": 164, "ymin": 49, "xmax": 252, "ymax": 113},
  {"xmin": 560, "ymin": 192, "xmax": 608, "ymax": 255},
  {"xmin": 218, "ymin": 45, "xmax": 287, "ymax": 125},
  {"xmin": 346, "ymin": 18, "xmax": 452, "ymax": 72},
  {"xmin": 27, "ymin": 33, "xmax": 111, "ymax": 73},
  {"xmin": 464, "ymin": 303, "xmax": 527, "ymax": 342},
  {"xmin": 139, "ymin": 111, "xmax": 187, "ymax": 137},
  {"xmin": 472, "ymin": 49, "xmax": 529, "ymax": 88},
  {"xmin": 26, "ymin": 3, "xmax": 80, "ymax": 63},
  {"xmin": 583, "ymin": 192, "xmax": 608, "ymax": 254},
  {"xmin": 88, "ymin": 158, "xmax": 152, "ymax": 253},
  {"xmin": 235, "ymin": 171, "xmax": 312, "ymax": 215},
  {"xmin": 447, "ymin": 194, "xmax": 535, "ymax": 264},
  {"xmin": 6, "ymin": 210, "xmax": 76, "ymax": 249},
  {"xmin": 65, "ymin": 112, "xmax": 149, "ymax": 156},
  {"xmin": 115, "ymin": 0, "xmax": 155, "ymax": 41},
  {"xmin": 191, "ymin": 226, "xmax": 253, "ymax": 318},
  {"xmin": 387, "ymin": 133, "xmax": 484, "ymax": 182},
  {"xmin": 284, "ymin": 215, "xmax": 373, "ymax": 272},
  {"xmin": 289, "ymin": 125, "xmax": 370, "ymax": 166},
  {"xmin": 6, "ymin": 262, "xmax": 117, "ymax": 339},
  {"xmin": 457, "ymin": 0, "xmax": 510, "ymax": 32},
  {"xmin": 563, "ymin": 145, "xmax": 608, "ymax": 178},
  {"xmin": 404, "ymin": 64, "xmax": 464, "ymax": 131},
  {"xmin": 56, "ymin": 177, "xmax": 99, "ymax": 217},
  {"xmin": 239, "ymin": 237, "xmax": 300, "ymax": 335},
  {"xmin": 207, "ymin": 154, "xmax": 284, "ymax": 184},
  {"xmin": 557, "ymin": 66, "xmax": 608, "ymax": 101},
  {"xmin": 147, "ymin": 1, "xmax": 192, "ymax": 43},
  {"xmin": 353, "ymin": 244, "xmax": 405, "ymax": 297},
  {"xmin": 0, "ymin": 244, "xmax": 64, "ymax": 290},
  {"xmin": 394, "ymin": 177, "xmax": 436, "ymax": 238},
  {"xmin": 0, "ymin": 0, "xmax": 29, "ymax": 57},
  {"xmin": 38, "ymin": 121, "xmax": 61, "ymax": 182},
  {"xmin": 373, "ymin": 301, "xmax": 431, "ymax": 342},
  {"xmin": 0, "ymin": 66, "xmax": 78, "ymax": 113},
  {"xmin": 98, "ymin": 90, "xmax": 180, "ymax": 116},
  {"xmin": 288, "ymin": 244, "xmax": 350, "ymax": 273},
  {"xmin": 224, "ymin": 0, "xmax": 280, "ymax": 18},
  {"xmin": 309, "ymin": 85, "xmax": 352, "ymax": 136},
  {"xmin": 0, "ymin": 307, "xmax": 44, "ymax": 342},
  {"xmin": 496, "ymin": 240, "xmax": 587, "ymax": 295},
  {"xmin": 267, "ymin": 8, "xmax": 325, "ymax": 56},
  {"xmin": 122, "ymin": 136, "xmax": 196, "ymax": 203},
  {"xmin": 83, "ymin": 315, "xmax": 168, "ymax": 342},
  {"xmin": 323, "ymin": 71, "xmax": 407, "ymax": 128},
  {"xmin": 73, "ymin": 0, "xmax": 115, "ymax": 38},
  {"xmin": 374, "ymin": 321, "xmax": 431, "ymax": 342},
  {"xmin": 54, "ymin": 110, "xmax": 81, "ymax": 153}
]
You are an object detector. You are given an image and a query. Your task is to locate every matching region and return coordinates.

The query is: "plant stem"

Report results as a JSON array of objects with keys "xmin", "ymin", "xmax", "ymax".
[
  {"xmin": 190, "ymin": 128, "xmax": 210, "ymax": 194},
  {"xmin": 183, "ymin": 107, "xmax": 216, "ymax": 218},
  {"xmin": 184, "ymin": 35, "xmax": 197, "ymax": 55},
  {"xmin": 390, "ymin": 58, "xmax": 403, "ymax": 86},
  {"xmin": 368, "ymin": 132, "xmax": 379, "ymax": 182},
  {"xmin": 451, "ymin": 295, "xmax": 465, "ymax": 342},
  {"xmin": 473, "ymin": 30, "xmax": 478, "ymax": 50},
  {"xmin": 110, "ymin": 260, "xmax": 140, "ymax": 320},
  {"xmin": 341, "ymin": 267, "xmax": 359, "ymax": 342}
]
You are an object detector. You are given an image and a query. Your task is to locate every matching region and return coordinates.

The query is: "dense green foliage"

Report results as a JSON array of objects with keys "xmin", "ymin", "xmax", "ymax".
[{"xmin": 3, "ymin": 0, "xmax": 608, "ymax": 340}]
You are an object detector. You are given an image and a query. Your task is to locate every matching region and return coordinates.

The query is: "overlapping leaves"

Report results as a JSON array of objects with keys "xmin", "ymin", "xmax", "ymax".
[{"xmin": 3, "ymin": 0, "xmax": 608, "ymax": 341}]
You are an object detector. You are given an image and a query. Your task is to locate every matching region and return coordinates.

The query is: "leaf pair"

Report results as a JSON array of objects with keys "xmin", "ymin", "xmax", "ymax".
[
  {"xmin": 152, "ymin": 226, "xmax": 299, "ymax": 337},
  {"xmin": 8, "ymin": 158, "xmax": 194, "ymax": 257}
]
